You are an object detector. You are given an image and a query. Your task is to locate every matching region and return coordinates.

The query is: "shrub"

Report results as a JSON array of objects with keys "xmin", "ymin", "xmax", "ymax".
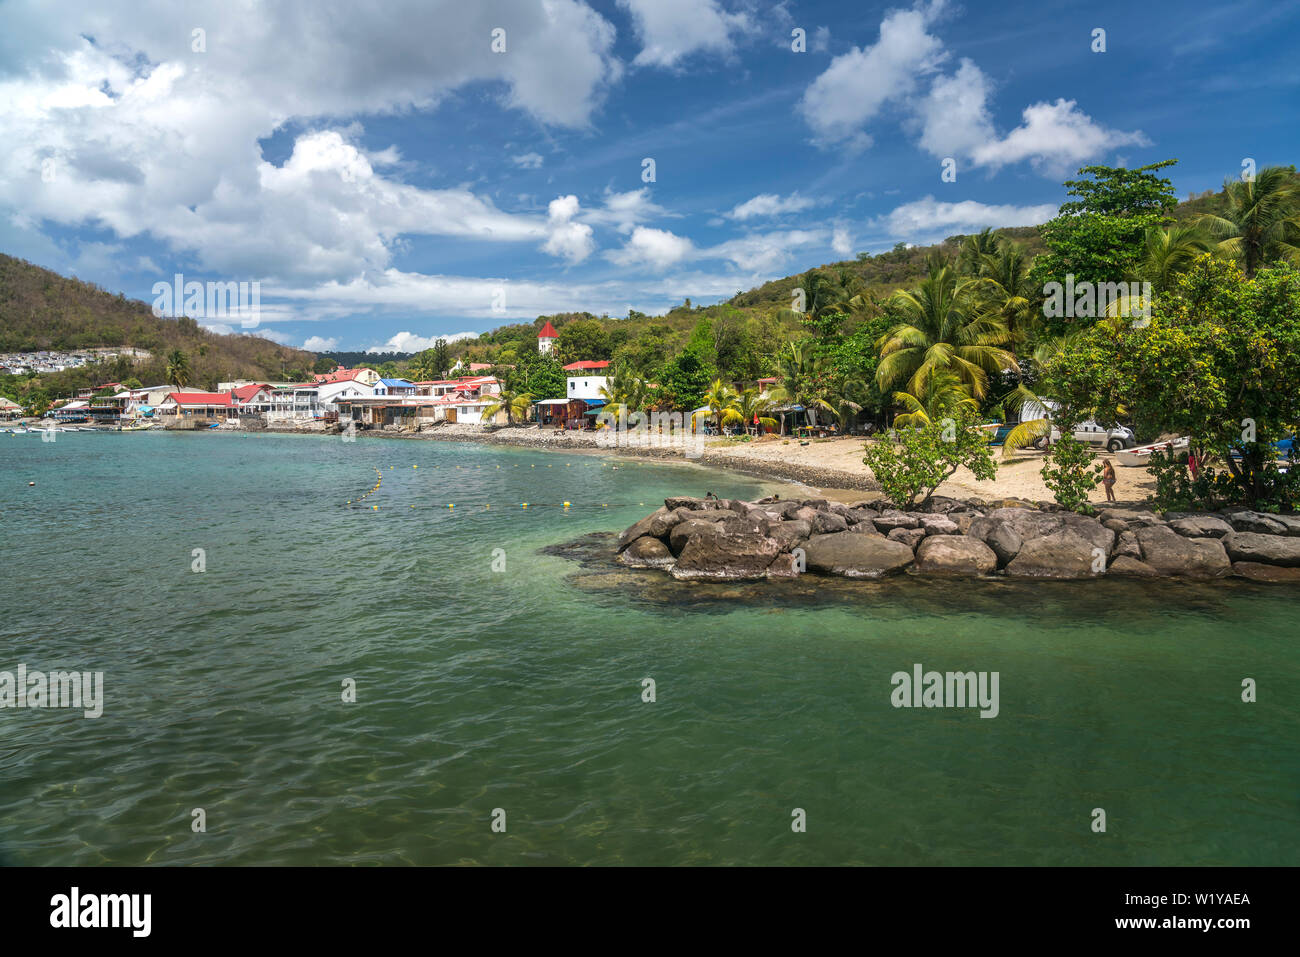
[
  {"xmin": 1041, "ymin": 435, "xmax": 1104, "ymax": 513},
  {"xmin": 863, "ymin": 411, "xmax": 997, "ymax": 508}
]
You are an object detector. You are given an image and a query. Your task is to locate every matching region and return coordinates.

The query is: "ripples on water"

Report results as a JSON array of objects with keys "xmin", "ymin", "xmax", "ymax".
[{"xmin": 0, "ymin": 431, "xmax": 1296, "ymax": 865}]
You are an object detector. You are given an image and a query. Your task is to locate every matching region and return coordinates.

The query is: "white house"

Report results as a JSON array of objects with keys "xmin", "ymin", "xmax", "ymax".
[
  {"xmin": 537, "ymin": 320, "xmax": 559, "ymax": 355},
  {"xmin": 564, "ymin": 361, "xmax": 610, "ymax": 401},
  {"xmin": 316, "ymin": 375, "xmax": 376, "ymax": 411}
]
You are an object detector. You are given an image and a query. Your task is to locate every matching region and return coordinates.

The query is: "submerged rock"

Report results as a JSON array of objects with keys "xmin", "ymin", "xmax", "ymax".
[{"xmin": 1232, "ymin": 561, "xmax": 1300, "ymax": 583}]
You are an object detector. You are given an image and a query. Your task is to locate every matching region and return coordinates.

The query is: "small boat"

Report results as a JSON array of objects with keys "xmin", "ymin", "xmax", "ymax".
[{"xmin": 1115, "ymin": 437, "xmax": 1189, "ymax": 467}]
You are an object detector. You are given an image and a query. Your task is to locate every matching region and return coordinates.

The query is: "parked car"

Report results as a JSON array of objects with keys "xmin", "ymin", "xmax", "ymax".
[{"xmin": 1033, "ymin": 420, "xmax": 1137, "ymax": 452}]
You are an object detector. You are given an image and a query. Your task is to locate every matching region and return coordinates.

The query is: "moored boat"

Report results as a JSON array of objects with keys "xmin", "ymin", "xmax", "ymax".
[{"xmin": 1115, "ymin": 437, "xmax": 1189, "ymax": 467}]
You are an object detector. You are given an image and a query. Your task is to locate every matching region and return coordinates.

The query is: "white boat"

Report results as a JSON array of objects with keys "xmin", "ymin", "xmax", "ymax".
[{"xmin": 1115, "ymin": 437, "xmax": 1189, "ymax": 467}]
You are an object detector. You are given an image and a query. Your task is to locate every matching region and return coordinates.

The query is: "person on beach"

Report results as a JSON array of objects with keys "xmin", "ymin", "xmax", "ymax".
[{"xmin": 1101, "ymin": 459, "xmax": 1116, "ymax": 502}]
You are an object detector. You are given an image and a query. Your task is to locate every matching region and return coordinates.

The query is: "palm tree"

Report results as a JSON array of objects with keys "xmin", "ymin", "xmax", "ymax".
[
  {"xmin": 974, "ymin": 240, "xmax": 1038, "ymax": 344},
  {"xmin": 875, "ymin": 265, "xmax": 1018, "ymax": 402},
  {"xmin": 957, "ymin": 227, "xmax": 1001, "ymax": 276},
  {"xmin": 1197, "ymin": 166, "xmax": 1300, "ymax": 275},
  {"xmin": 768, "ymin": 341, "xmax": 835, "ymax": 430},
  {"xmin": 1127, "ymin": 222, "xmax": 1216, "ymax": 295},
  {"xmin": 598, "ymin": 364, "xmax": 651, "ymax": 420},
  {"xmin": 165, "ymin": 350, "xmax": 190, "ymax": 389},
  {"xmin": 891, "ymin": 370, "xmax": 978, "ymax": 429},
  {"xmin": 734, "ymin": 387, "xmax": 778, "ymax": 436},
  {"xmin": 692, "ymin": 379, "xmax": 743, "ymax": 433},
  {"xmin": 479, "ymin": 388, "xmax": 533, "ymax": 426}
]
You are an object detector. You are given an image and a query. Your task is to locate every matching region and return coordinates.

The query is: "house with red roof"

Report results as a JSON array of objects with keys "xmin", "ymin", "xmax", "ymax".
[
  {"xmin": 537, "ymin": 320, "xmax": 559, "ymax": 355},
  {"xmin": 157, "ymin": 391, "xmax": 235, "ymax": 417}
]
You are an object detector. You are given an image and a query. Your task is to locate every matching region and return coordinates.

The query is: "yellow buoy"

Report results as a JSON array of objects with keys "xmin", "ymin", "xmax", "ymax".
[
  {"xmin": 448, "ymin": 503, "xmax": 454, "ymax": 509},
  {"xmin": 563, "ymin": 501, "xmax": 570, "ymax": 508},
  {"xmin": 372, "ymin": 505, "xmax": 378, "ymax": 510},
  {"xmin": 522, "ymin": 502, "xmax": 528, "ymax": 508}
]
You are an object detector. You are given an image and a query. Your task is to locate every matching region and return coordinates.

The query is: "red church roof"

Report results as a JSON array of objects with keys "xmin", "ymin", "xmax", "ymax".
[{"xmin": 537, "ymin": 321, "xmax": 559, "ymax": 339}]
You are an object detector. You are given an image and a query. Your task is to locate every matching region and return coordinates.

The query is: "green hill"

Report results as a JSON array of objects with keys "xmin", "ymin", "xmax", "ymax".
[{"xmin": 0, "ymin": 253, "xmax": 318, "ymax": 396}]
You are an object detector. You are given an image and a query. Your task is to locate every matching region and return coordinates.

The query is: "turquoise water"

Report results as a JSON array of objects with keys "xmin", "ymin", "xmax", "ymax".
[{"xmin": 0, "ymin": 430, "xmax": 1296, "ymax": 865}]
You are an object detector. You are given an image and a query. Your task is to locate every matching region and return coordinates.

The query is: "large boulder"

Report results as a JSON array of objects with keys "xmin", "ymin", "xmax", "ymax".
[
  {"xmin": 664, "ymin": 496, "xmax": 726, "ymax": 512},
  {"xmin": 1221, "ymin": 531, "xmax": 1300, "ymax": 567},
  {"xmin": 1098, "ymin": 508, "xmax": 1165, "ymax": 528},
  {"xmin": 913, "ymin": 536, "xmax": 997, "ymax": 576},
  {"xmin": 966, "ymin": 515, "xmax": 1023, "ymax": 566},
  {"xmin": 1136, "ymin": 525, "xmax": 1231, "ymax": 578},
  {"xmin": 919, "ymin": 514, "xmax": 960, "ymax": 536},
  {"xmin": 1005, "ymin": 530, "xmax": 1102, "ymax": 579},
  {"xmin": 887, "ymin": 527, "xmax": 927, "ymax": 550},
  {"xmin": 802, "ymin": 532, "xmax": 915, "ymax": 579},
  {"xmin": 1222, "ymin": 510, "xmax": 1289, "ymax": 535},
  {"xmin": 873, "ymin": 510, "xmax": 919, "ymax": 531},
  {"xmin": 982, "ymin": 507, "xmax": 1115, "ymax": 556},
  {"xmin": 814, "ymin": 511, "xmax": 849, "ymax": 534},
  {"xmin": 672, "ymin": 530, "xmax": 781, "ymax": 581},
  {"xmin": 1169, "ymin": 515, "xmax": 1234, "ymax": 539},
  {"xmin": 618, "ymin": 536, "xmax": 676, "ymax": 568},
  {"xmin": 845, "ymin": 508, "xmax": 879, "ymax": 526},
  {"xmin": 1115, "ymin": 530, "xmax": 1141, "ymax": 559},
  {"xmin": 617, "ymin": 507, "xmax": 683, "ymax": 551},
  {"xmin": 1232, "ymin": 562, "xmax": 1300, "ymax": 583},
  {"xmin": 668, "ymin": 518, "xmax": 725, "ymax": 556},
  {"xmin": 767, "ymin": 522, "xmax": 811, "ymax": 552}
]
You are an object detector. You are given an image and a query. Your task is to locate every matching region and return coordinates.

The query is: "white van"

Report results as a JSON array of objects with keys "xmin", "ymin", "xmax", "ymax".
[{"xmin": 1021, "ymin": 400, "xmax": 1136, "ymax": 451}]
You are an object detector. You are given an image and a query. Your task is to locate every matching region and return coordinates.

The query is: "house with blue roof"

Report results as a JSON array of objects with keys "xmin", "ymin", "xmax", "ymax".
[{"xmin": 373, "ymin": 378, "xmax": 417, "ymax": 397}]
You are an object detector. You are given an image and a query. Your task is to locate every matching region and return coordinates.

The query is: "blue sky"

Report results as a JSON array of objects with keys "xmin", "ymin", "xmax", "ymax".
[{"xmin": 1, "ymin": 0, "xmax": 1297, "ymax": 353}]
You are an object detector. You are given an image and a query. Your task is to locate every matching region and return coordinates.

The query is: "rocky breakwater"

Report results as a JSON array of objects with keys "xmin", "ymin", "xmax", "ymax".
[{"xmin": 615, "ymin": 496, "xmax": 1300, "ymax": 583}]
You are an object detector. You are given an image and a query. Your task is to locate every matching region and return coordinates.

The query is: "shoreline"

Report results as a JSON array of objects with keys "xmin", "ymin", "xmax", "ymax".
[{"xmin": 206, "ymin": 422, "xmax": 1160, "ymax": 508}]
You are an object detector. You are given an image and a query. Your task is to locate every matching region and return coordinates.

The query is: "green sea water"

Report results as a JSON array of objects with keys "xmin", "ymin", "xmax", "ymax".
[{"xmin": 0, "ymin": 430, "xmax": 1296, "ymax": 866}]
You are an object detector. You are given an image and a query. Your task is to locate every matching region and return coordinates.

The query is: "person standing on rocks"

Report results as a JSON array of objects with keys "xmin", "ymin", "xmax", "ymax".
[{"xmin": 1101, "ymin": 459, "xmax": 1117, "ymax": 503}]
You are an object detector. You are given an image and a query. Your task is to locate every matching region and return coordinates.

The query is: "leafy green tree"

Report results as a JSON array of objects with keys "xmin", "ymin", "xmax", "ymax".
[
  {"xmin": 508, "ymin": 352, "xmax": 566, "ymax": 400},
  {"xmin": 557, "ymin": 318, "xmax": 611, "ymax": 363},
  {"xmin": 1041, "ymin": 257, "xmax": 1300, "ymax": 507},
  {"xmin": 863, "ymin": 409, "xmax": 998, "ymax": 508},
  {"xmin": 1034, "ymin": 160, "xmax": 1179, "ymax": 290},
  {"xmin": 1126, "ymin": 223, "xmax": 1216, "ymax": 295},
  {"xmin": 657, "ymin": 344, "xmax": 717, "ymax": 412},
  {"xmin": 890, "ymin": 370, "xmax": 978, "ymax": 429},
  {"xmin": 312, "ymin": 355, "xmax": 338, "ymax": 374}
]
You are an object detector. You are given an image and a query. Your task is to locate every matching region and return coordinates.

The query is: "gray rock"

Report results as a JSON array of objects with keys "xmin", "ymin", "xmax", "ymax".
[
  {"xmin": 1005, "ymin": 530, "xmax": 1102, "ymax": 579},
  {"xmin": 618, "ymin": 536, "xmax": 676, "ymax": 568},
  {"xmin": 1222, "ymin": 531, "xmax": 1300, "ymax": 567},
  {"xmin": 802, "ymin": 532, "xmax": 915, "ymax": 579},
  {"xmin": 874, "ymin": 510, "xmax": 919, "ymax": 531},
  {"xmin": 1099, "ymin": 508, "xmax": 1165, "ymax": 527},
  {"xmin": 966, "ymin": 516, "xmax": 1023, "ymax": 566},
  {"xmin": 913, "ymin": 536, "xmax": 997, "ymax": 576},
  {"xmin": 948, "ymin": 511, "xmax": 980, "ymax": 535},
  {"xmin": 792, "ymin": 506, "xmax": 820, "ymax": 524},
  {"xmin": 1136, "ymin": 525, "xmax": 1231, "ymax": 578},
  {"xmin": 814, "ymin": 511, "xmax": 849, "ymax": 534},
  {"xmin": 982, "ymin": 507, "xmax": 1115, "ymax": 556},
  {"xmin": 767, "ymin": 522, "xmax": 810, "ymax": 552},
  {"xmin": 1107, "ymin": 555, "xmax": 1163, "ymax": 577},
  {"xmin": 618, "ymin": 507, "xmax": 682, "ymax": 551},
  {"xmin": 1223, "ymin": 510, "xmax": 1289, "ymax": 535},
  {"xmin": 672, "ymin": 530, "xmax": 781, "ymax": 581},
  {"xmin": 1102, "ymin": 518, "xmax": 1129, "ymax": 533},
  {"xmin": 887, "ymin": 527, "xmax": 927, "ymax": 550},
  {"xmin": 1169, "ymin": 515, "xmax": 1234, "ymax": 539},
  {"xmin": 919, "ymin": 514, "xmax": 960, "ymax": 536},
  {"xmin": 1115, "ymin": 530, "xmax": 1141, "ymax": 559}
]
